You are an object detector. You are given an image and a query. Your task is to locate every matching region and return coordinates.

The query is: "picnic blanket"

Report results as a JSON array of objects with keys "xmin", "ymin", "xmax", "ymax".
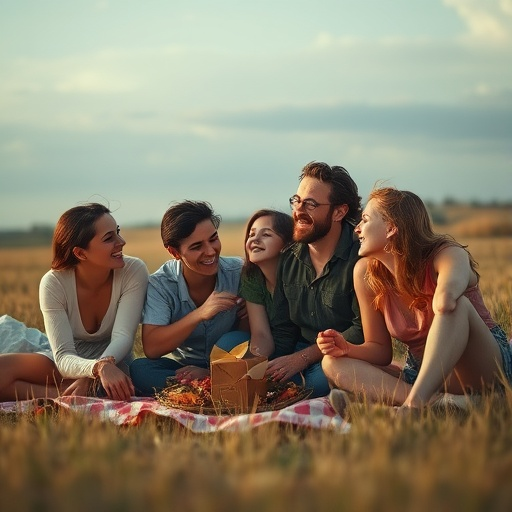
[{"xmin": 0, "ymin": 396, "xmax": 349, "ymax": 433}]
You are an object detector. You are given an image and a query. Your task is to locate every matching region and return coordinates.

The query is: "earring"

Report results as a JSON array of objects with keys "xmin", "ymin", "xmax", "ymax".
[{"xmin": 384, "ymin": 242, "xmax": 392, "ymax": 254}]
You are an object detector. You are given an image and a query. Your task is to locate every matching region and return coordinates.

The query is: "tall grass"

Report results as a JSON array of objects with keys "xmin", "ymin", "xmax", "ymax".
[{"xmin": 0, "ymin": 224, "xmax": 511, "ymax": 511}]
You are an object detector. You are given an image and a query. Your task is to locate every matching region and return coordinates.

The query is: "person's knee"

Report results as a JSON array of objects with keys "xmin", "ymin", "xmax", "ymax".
[
  {"xmin": 130, "ymin": 357, "xmax": 180, "ymax": 396},
  {"xmin": 321, "ymin": 355, "xmax": 338, "ymax": 378},
  {"xmin": 129, "ymin": 358, "xmax": 155, "ymax": 393},
  {"xmin": 321, "ymin": 355, "xmax": 353, "ymax": 390},
  {"xmin": 129, "ymin": 357, "xmax": 150, "ymax": 376},
  {"xmin": 216, "ymin": 331, "xmax": 250, "ymax": 352},
  {"xmin": 303, "ymin": 362, "xmax": 330, "ymax": 398},
  {"xmin": 435, "ymin": 294, "xmax": 471, "ymax": 317},
  {"xmin": 308, "ymin": 377, "xmax": 330, "ymax": 398}
]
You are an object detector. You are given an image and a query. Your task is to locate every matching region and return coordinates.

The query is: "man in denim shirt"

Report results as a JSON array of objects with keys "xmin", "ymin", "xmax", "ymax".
[
  {"xmin": 268, "ymin": 161, "xmax": 364, "ymax": 397},
  {"xmin": 130, "ymin": 201, "xmax": 248, "ymax": 396}
]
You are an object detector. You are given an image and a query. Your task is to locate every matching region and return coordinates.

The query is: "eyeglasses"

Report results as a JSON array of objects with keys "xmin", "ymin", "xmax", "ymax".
[{"xmin": 289, "ymin": 195, "xmax": 332, "ymax": 212}]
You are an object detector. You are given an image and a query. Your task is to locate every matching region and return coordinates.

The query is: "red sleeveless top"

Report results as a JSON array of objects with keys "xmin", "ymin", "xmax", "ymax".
[{"xmin": 380, "ymin": 246, "xmax": 496, "ymax": 362}]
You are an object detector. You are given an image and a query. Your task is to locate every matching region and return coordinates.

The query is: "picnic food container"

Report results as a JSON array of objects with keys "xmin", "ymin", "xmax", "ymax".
[{"xmin": 210, "ymin": 341, "xmax": 268, "ymax": 413}]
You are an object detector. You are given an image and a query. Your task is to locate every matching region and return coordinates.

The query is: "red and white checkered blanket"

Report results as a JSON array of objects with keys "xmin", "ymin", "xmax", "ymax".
[{"xmin": 0, "ymin": 396, "xmax": 349, "ymax": 433}]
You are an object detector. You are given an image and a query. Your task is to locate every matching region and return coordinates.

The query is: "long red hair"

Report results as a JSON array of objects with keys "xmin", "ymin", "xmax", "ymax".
[{"xmin": 364, "ymin": 187, "xmax": 478, "ymax": 310}]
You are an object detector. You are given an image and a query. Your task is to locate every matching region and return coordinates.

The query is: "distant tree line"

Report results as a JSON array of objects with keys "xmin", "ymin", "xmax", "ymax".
[
  {"xmin": 424, "ymin": 199, "xmax": 512, "ymax": 226},
  {"xmin": 0, "ymin": 225, "xmax": 53, "ymax": 248},
  {"xmin": 1, "ymin": 199, "xmax": 511, "ymax": 247},
  {"xmin": 435, "ymin": 198, "xmax": 512, "ymax": 208}
]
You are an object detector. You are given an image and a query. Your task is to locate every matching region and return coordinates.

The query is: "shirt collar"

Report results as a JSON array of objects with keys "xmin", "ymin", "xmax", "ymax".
[{"xmin": 290, "ymin": 221, "xmax": 356, "ymax": 262}]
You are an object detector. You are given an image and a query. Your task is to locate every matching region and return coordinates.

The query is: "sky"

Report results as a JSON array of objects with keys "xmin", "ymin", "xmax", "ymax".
[{"xmin": 1, "ymin": 0, "xmax": 511, "ymax": 231}]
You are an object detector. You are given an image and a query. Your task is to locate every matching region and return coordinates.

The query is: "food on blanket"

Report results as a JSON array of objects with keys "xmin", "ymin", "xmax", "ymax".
[
  {"xmin": 258, "ymin": 380, "xmax": 304, "ymax": 406},
  {"xmin": 166, "ymin": 391, "xmax": 203, "ymax": 407},
  {"xmin": 263, "ymin": 384, "xmax": 299, "ymax": 404},
  {"xmin": 156, "ymin": 376, "xmax": 308, "ymax": 413},
  {"xmin": 158, "ymin": 377, "xmax": 213, "ymax": 407}
]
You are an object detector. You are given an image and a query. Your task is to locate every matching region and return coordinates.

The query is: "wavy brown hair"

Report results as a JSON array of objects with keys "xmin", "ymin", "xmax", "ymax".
[
  {"xmin": 52, "ymin": 203, "xmax": 111, "ymax": 270},
  {"xmin": 364, "ymin": 187, "xmax": 479, "ymax": 310},
  {"xmin": 242, "ymin": 209, "xmax": 294, "ymax": 278}
]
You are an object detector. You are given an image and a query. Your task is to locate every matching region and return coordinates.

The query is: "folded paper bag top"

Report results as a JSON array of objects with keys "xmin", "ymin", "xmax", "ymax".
[{"xmin": 210, "ymin": 341, "xmax": 268, "ymax": 413}]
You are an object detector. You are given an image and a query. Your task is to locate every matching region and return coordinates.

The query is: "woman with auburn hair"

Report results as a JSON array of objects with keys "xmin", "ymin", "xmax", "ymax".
[
  {"xmin": 0, "ymin": 203, "xmax": 149, "ymax": 401},
  {"xmin": 317, "ymin": 187, "xmax": 511, "ymax": 416}
]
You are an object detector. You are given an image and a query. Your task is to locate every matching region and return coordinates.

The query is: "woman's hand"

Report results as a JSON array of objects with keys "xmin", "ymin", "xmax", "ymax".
[
  {"xmin": 62, "ymin": 377, "xmax": 94, "ymax": 397},
  {"xmin": 266, "ymin": 354, "xmax": 304, "ymax": 383},
  {"xmin": 175, "ymin": 365, "xmax": 210, "ymax": 382},
  {"xmin": 97, "ymin": 363, "xmax": 135, "ymax": 401},
  {"xmin": 316, "ymin": 329, "xmax": 350, "ymax": 358}
]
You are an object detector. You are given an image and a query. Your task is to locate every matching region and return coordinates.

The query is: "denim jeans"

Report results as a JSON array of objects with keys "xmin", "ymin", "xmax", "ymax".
[
  {"xmin": 130, "ymin": 330, "xmax": 250, "ymax": 397},
  {"xmin": 219, "ymin": 336, "xmax": 330, "ymax": 398},
  {"xmin": 289, "ymin": 341, "xmax": 330, "ymax": 398}
]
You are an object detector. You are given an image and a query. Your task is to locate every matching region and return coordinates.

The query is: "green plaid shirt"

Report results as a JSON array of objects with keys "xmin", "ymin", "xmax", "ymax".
[{"xmin": 272, "ymin": 221, "xmax": 363, "ymax": 354}]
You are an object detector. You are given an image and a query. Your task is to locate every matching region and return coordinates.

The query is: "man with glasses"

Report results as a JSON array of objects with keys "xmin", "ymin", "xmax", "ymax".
[{"xmin": 267, "ymin": 161, "xmax": 364, "ymax": 398}]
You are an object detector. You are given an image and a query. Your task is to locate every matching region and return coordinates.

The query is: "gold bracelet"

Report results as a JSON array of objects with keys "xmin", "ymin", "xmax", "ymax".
[
  {"xmin": 300, "ymin": 351, "xmax": 309, "ymax": 366},
  {"xmin": 92, "ymin": 356, "xmax": 116, "ymax": 378}
]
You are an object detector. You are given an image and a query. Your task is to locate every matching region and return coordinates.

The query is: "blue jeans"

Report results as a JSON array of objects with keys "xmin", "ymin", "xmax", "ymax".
[
  {"xmin": 130, "ymin": 331, "xmax": 250, "ymax": 397},
  {"xmin": 221, "ymin": 336, "xmax": 329, "ymax": 397},
  {"xmin": 215, "ymin": 330, "xmax": 251, "ymax": 352},
  {"xmin": 289, "ymin": 341, "xmax": 330, "ymax": 398},
  {"xmin": 219, "ymin": 336, "xmax": 330, "ymax": 398}
]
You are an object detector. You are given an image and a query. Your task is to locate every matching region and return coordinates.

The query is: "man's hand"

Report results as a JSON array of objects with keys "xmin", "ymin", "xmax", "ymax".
[
  {"xmin": 266, "ymin": 354, "xmax": 304, "ymax": 382},
  {"xmin": 175, "ymin": 365, "xmax": 210, "ymax": 382},
  {"xmin": 198, "ymin": 291, "xmax": 242, "ymax": 321}
]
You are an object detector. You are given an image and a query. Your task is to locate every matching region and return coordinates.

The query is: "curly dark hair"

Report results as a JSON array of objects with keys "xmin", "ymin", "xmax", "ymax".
[{"xmin": 299, "ymin": 161, "xmax": 362, "ymax": 225}]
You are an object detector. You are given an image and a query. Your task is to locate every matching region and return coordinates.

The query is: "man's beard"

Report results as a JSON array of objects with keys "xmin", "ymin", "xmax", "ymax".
[{"xmin": 293, "ymin": 212, "xmax": 332, "ymax": 244}]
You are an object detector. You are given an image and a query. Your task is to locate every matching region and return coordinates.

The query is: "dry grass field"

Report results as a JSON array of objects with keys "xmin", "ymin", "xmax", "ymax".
[{"xmin": 0, "ymin": 214, "xmax": 511, "ymax": 512}]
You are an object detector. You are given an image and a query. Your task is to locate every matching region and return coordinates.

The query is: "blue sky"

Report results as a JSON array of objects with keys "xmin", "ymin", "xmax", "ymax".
[{"xmin": 1, "ymin": 0, "xmax": 511, "ymax": 230}]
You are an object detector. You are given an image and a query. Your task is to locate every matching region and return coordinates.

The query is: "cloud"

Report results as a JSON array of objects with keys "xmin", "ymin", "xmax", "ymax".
[
  {"xmin": 95, "ymin": 1, "xmax": 110, "ymax": 11},
  {"xmin": 55, "ymin": 71, "xmax": 136, "ymax": 94},
  {"xmin": 503, "ymin": 0, "xmax": 512, "ymax": 15},
  {"xmin": 189, "ymin": 100, "xmax": 512, "ymax": 141},
  {"xmin": 1, "ymin": 50, "xmax": 143, "ymax": 99},
  {"xmin": 313, "ymin": 33, "xmax": 361, "ymax": 49},
  {"xmin": 1, "ymin": 2, "xmax": 510, "ymax": 141},
  {"xmin": 0, "ymin": 139, "xmax": 33, "ymax": 168},
  {"xmin": 444, "ymin": 0, "xmax": 512, "ymax": 44}
]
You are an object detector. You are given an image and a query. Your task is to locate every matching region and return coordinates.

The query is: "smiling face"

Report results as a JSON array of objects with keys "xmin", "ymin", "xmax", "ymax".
[
  {"xmin": 170, "ymin": 219, "xmax": 221, "ymax": 278},
  {"xmin": 245, "ymin": 215, "xmax": 287, "ymax": 267},
  {"xmin": 75, "ymin": 213, "xmax": 126, "ymax": 269},
  {"xmin": 292, "ymin": 177, "xmax": 335, "ymax": 244},
  {"xmin": 354, "ymin": 198, "xmax": 392, "ymax": 257}
]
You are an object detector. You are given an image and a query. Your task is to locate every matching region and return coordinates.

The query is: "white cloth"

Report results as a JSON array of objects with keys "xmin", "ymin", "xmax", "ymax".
[{"xmin": 0, "ymin": 314, "xmax": 52, "ymax": 355}]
